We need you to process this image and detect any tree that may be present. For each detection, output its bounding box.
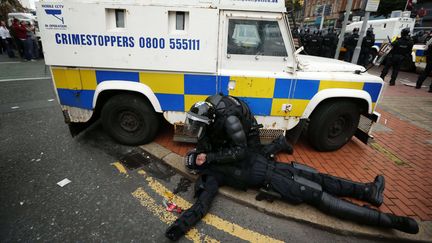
[375,0,407,18]
[0,0,26,23]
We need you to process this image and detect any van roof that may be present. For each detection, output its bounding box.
[44,0,286,12]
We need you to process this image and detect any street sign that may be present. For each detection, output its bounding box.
[365,0,380,12]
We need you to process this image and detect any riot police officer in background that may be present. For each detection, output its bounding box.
[302,28,312,54]
[344,28,360,62]
[358,28,375,67]
[415,32,432,92]
[308,30,322,56]
[380,28,414,86]
[321,28,338,58]
[165,94,419,241]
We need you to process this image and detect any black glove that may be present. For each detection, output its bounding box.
[165,222,186,241]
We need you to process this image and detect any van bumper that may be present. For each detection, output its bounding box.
[354,111,381,144]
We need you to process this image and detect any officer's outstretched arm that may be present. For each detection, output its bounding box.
[205,116,247,164]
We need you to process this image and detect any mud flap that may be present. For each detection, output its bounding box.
[355,112,380,144]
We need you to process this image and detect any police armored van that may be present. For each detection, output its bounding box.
[36,0,384,151]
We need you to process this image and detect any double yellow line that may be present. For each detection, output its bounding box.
[112,162,283,242]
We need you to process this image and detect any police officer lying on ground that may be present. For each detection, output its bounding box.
[165,94,419,241]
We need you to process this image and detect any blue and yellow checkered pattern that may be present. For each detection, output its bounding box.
[52,68,382,117]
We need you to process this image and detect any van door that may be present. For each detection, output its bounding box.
[218,10,296,118]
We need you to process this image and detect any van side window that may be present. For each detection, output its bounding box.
[115,9,125,28]
[106,8,126,29]
[227,19,287,57]
[176,12,185,30]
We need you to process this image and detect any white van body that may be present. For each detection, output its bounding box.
[346,17,415,52]
[36,0,384,151]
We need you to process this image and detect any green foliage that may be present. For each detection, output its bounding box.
[376,0,407,17]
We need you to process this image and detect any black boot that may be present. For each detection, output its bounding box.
[380,213,420,234]
[318,192,419,234]
[389,79,396,86]
[262,135,294,156]
[415,79,422,89]
[364,175,385,207]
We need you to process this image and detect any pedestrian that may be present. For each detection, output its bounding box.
[23,21,37,61]
[164,95,419,241]
[25,22,39,60]
[11,19,27,59]
[0,21,15,57]
[380,28,414,86]
[321,28,338,58]
[358,28,375,67]
[415,33,432,92]
[344,28,359,62]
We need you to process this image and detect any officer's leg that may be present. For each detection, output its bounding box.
[380,58,392,79]
[416,60,432,89]
[389,58,402,85]
[165,174,220,241]
[271,175,419,234]
[262,135,294,158]
[289,162,385,207]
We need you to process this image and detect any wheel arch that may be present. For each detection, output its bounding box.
[303,89,372,119]
[93,81,162,116]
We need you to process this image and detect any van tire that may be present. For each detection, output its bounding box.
[101,94,159,145]
[308,101,360,151]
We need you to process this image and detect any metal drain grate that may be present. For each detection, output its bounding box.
[174,123,284,144]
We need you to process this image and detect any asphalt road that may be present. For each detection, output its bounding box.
[0,58,390,242]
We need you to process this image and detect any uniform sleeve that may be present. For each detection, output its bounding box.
[205,116,247,164]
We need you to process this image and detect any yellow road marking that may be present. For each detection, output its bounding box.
[137,170,284,243]
[370,142,406,165]
[132,187,218,243]
[111,162,129,177]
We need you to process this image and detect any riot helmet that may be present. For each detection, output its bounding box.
[184,101,216,139]
[401,28,410,37]
[366,28,374,36]
[353,28,359,34]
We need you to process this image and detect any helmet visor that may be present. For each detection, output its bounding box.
[184,113,208,138]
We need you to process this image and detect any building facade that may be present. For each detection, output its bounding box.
[303,0,366,29]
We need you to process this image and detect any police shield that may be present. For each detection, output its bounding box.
[373,42,393,66]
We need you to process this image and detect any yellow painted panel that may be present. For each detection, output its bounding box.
[52,68,81,90]
[184,95,209,111]
[372,102,376,111]
[416,56,426,63]
[271,98,290,116]
[289,99,310,117]
[319,81,364,91]
[52,68,67,89]
[229,77,275,98]
[140,72,184,94]
[80,69,97,90]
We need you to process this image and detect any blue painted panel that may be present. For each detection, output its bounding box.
[238,97,272,116]
[96,70,139,83]
[293,79,320,100]
[416,50,425,56]
[155,94,184,111]
[363,83,382,103]
[184,74,217,95]
[218,76,230,95]
[57,89,94,109]
[273,78,293,99]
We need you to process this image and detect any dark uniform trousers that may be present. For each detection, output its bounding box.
[416,56,432,91]
[381,54,405,85]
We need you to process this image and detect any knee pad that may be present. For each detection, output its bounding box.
[292,162,318,174]
[293,175,322,203]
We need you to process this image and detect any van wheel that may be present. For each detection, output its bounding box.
[101,94,159,145]
[308,101,360,151]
